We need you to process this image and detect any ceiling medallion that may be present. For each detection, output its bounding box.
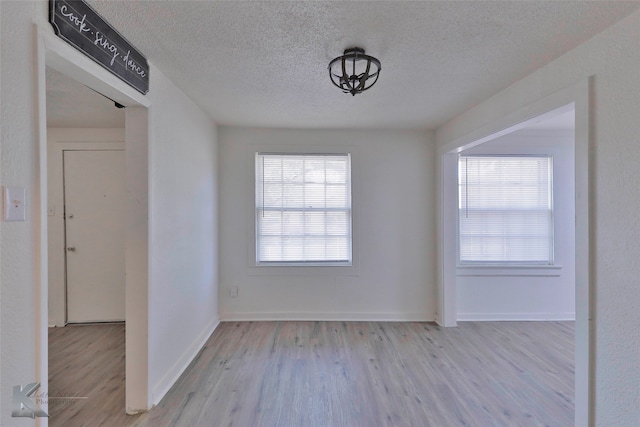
[328,47,381,96]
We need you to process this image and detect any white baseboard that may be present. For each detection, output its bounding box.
[220,312,435,322]
[457,312,576,321]
[151,318,220,405]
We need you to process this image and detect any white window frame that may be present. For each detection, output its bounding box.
[458,154,554,266]
[255,152,353,267]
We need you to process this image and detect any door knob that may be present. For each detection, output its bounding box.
[67,247,76,252]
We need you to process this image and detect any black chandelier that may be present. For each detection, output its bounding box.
[328,47,381,96]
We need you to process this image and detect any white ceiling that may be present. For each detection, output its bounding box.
[525,109,575,131]
[47,67,125,128]
[47,0,640,130]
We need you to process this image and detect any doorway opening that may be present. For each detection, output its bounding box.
[455,108,575,321]
[46,67,127,326]
[46,69,127,421]
[38,28,151,418]
[437,81,591,426]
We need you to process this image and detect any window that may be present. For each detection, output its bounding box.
[458,155,553,265]
[256,153,352,265]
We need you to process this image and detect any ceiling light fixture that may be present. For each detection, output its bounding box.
[328,47,381,96]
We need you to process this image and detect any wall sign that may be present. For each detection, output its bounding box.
[49,0,149,94]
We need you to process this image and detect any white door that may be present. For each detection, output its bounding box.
[64,150,125,323]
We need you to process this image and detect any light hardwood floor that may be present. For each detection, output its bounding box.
[49,321,574,427]
[48,323,144,426]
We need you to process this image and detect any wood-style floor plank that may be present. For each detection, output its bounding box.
[48,323,144,426]
[49,321,574,427]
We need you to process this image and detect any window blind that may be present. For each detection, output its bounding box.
[458,155,553,264]
[256,153,352,264]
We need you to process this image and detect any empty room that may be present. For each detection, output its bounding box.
[2,1,640,427]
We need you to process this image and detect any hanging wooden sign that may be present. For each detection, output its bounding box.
[49,0,149,94]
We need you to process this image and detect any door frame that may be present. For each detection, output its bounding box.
[436,79,591,426]
[48,133,125,326]
[37,25,152,415]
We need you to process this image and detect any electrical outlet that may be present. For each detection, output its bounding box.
[229,287,238,298]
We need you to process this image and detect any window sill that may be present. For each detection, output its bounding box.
[248,263,358,277]
[456,264,562,277]
[256,261,352,267]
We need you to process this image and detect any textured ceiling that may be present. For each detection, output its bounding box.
[49,1,640,130]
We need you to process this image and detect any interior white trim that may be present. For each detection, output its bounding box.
[456,265,562,277]
[151,320,220,405]
[457,312,576,322]
[221,312,435,322]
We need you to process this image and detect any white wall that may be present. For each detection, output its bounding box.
[1,2,47,425]
[146,68,219,404]
[0,2,220,423]
[219,127,436,321]
[456,130,575,321]
[47,128,125,327]
[436,10,640,426]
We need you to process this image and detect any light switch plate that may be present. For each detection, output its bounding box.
[4,186,26,221]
